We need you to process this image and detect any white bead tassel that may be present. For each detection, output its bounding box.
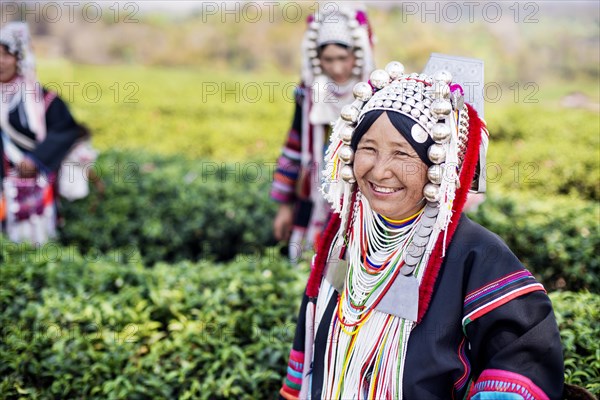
[321,119,352,215]
[436,111,460,256]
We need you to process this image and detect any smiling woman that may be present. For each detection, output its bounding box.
[278,62,564,399]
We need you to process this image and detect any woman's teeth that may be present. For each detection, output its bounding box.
[372,184,399,193]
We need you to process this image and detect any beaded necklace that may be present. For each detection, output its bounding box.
[321,193,430,398]
[339,194,423,330]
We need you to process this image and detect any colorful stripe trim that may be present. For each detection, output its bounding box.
[468,369,549,400]
[471,392,525,399]
[465,271,537,307]
[462,270,545,330]
[453,336,471,395]
[462,284,545,329]
[280,349,304,398]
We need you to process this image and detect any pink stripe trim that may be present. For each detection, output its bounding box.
[465,284,545,324]
[465,271,530,303]
[469,369,549,400]
[289,349,304,363]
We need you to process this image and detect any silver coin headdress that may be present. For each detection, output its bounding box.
[322,61,489,249]
[301,5,374,86]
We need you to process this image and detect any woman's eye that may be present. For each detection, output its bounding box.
[358,146,376,153]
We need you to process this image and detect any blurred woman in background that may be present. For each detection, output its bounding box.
[0,22,80,243]
[271,5,375,262]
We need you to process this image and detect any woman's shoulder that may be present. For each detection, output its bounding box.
[452,213,514,254]
[448,214,528,277]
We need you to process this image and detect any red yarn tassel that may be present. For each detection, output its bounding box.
[306,213,341,298]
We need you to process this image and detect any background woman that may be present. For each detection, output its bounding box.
[0,22,80,243]
[271,5,375,261]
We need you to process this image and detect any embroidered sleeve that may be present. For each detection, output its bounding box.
[271,89,304,204]
[468,369,549,400]
[280,349,304,400]
[463,291,564,399]
[279,293,309,399]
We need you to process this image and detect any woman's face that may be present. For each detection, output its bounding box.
[319,44,355,84]
[0,45,18,83]
[353,113,428,220]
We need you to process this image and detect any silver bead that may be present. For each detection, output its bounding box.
[307,50,318,59]
[428,144,446,164]
[431,123,451,143]
[433,70,453,84]
[352,99,364,109]
[307,41,317,50]
[354,49,364,58]
[431,81,450,99]
[313,66,322,75]
[410,108,421,118]
[385,61,405,80]
[419,115,429,124]
[355,59,364,67]
[431,99,452,119]
[341,104,359,123]
[339,145,355,163]
[309,21,320,30]
[370,69,390,89]
[340,165,356,183]
[423,183,441,202]
[393,101,402,110]
[383,99,393,108]
[311,58,321,66]
[352,28,363,39]
[352,67,362,76]
[374,99,383,107]
[306,30,318,40]
[427,165,443,185]
[341,127,354,143]
[348,19,359,29]
[401,104,411,113]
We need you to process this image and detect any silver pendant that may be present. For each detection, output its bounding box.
[375,274,419,322]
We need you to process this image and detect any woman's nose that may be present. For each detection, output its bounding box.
[370,156,394,180]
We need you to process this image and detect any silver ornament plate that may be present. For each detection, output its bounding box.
[324,251,347,293]
[422,53,485,118]
[375,274,419,321]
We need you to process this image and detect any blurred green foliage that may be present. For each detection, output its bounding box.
[59,151,277,265]
[550,291,600,393]
[0,241,305,399]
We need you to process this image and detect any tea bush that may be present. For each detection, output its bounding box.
[0,242,306,399]
[550,291,600,393]
[59,150,278,265]
[469,193,600,292]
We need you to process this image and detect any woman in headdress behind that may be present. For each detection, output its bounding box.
[0,22,81,243]
[271,4,375,262]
